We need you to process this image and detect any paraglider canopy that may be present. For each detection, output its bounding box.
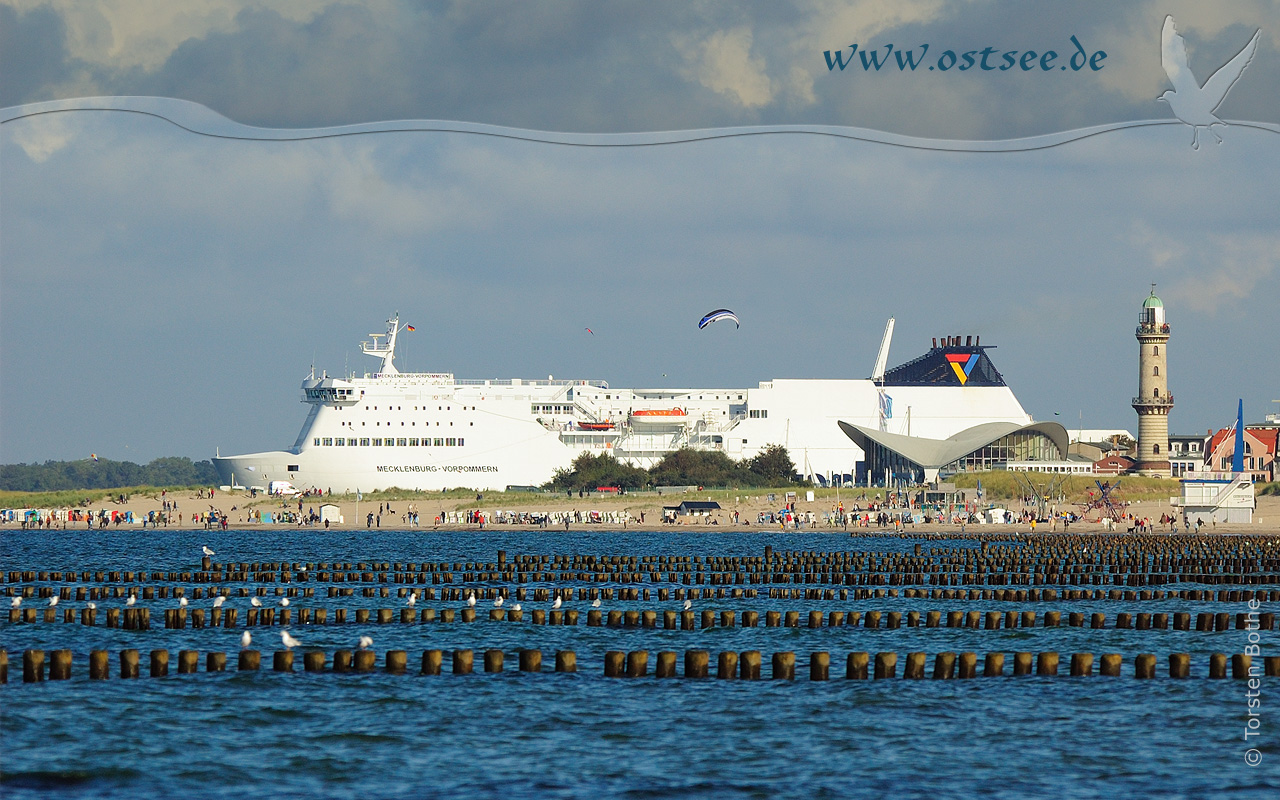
[698,309,740,329]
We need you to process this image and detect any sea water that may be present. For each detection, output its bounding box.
[1,528,1277,798]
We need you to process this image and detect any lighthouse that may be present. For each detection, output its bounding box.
[1132,287,1172,477]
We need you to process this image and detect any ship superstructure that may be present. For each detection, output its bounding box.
[212,316,1033,492]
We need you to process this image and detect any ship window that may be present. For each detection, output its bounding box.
[334,438,344,447]
[397,438,407,446]
[360,438,370,446]
[409,438,419,446]
[313,438,320,446]
[322,438,333,446]
[288,465,299,471]
[348,438,358,446]
[458,438,464,446]
[372,439,381,446]
[470,422,473,426]
[434,438,443,446]
[447,438,457,446]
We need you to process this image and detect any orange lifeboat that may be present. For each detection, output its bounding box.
[578,421,615,431]
[630,408,689,426]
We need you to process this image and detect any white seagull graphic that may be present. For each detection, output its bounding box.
[1159,15,1260,149]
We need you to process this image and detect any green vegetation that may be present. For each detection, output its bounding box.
[0,485,210,510]
[547,445,807,492]
[1258,482,1280,496]
[0,457,219,492]
[951,472,1181,502]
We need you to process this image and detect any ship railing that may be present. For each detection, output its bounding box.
[453,378,609,388]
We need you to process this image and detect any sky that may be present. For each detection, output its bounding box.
[1,1,1278,464]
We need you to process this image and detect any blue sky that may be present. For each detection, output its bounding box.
[2,2,1278,463]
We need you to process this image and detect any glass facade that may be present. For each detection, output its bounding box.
[862,430,1064,484]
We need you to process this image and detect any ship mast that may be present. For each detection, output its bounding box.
[361,313,402,375]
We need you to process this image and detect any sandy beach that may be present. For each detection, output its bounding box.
[8,488,1279,536]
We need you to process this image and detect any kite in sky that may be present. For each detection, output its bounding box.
[585,328,594,336]
[698,309,739,329]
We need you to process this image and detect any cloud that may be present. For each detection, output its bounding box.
[4,0,334,70]
[1162,232,1280,314]
[676,26,774,109]
[9,109,76,160]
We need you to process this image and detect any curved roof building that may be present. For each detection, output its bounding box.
[838,420,1071,484]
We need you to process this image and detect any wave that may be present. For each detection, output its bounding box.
[3,96,1277,153]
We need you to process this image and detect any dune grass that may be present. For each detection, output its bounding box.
[0,485,210,510]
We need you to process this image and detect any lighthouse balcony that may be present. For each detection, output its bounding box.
[1132,394,1174,408]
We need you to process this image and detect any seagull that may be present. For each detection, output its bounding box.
[202,546,216,556]
[1159,15,1260,149]
[591,598,601,608]
[683,599,692,611]
[512,603,521,612]
[551,596,562,610]
[407,592,417,607]
[467,592,477,608]
[9,597,19,608]
[280,597,290,607]
[213,596,226,608]
[358,635,373,650]
[49,596,59,607]
[250,597,262,607]
[240,631,252,648]
[281,631,301,649]
[87,602,97,610]
[179,597,188,607]
[125,595,136,607]
[494,596,504,608]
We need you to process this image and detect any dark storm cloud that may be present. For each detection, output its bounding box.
[2,1,1277,137]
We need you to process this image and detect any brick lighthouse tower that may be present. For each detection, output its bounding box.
[1132,286,1172,476]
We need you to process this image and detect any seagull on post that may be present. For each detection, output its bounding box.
[1159,15,1260,149]
[407,592,417,607]
[280,597,290,607]
[49,596,59,607]
[125,595,136,607]
[683,599,692,611]
[9,597,19,609]
[213,596,226,608]
[552,596,562,610]
[250,597,262,607]
[179,597,188,607]
[494,595,504,608]
[281,631,301,649]
[467,592,477,608]
[202,546,216,556]
[358,635,373,650]
[240,630,252,648]
[591,598,601,608]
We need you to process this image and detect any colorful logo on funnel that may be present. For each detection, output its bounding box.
[946,353,980,385]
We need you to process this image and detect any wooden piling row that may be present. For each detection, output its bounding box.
[17,646,1248,681]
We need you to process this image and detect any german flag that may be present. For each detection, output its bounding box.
[406,325,415,331]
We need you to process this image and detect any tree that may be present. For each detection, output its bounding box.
[747,444,797,485]
[649,449,744,488]
[547,453,648,491]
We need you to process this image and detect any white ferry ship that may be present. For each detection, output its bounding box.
[212,315,1033,492]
